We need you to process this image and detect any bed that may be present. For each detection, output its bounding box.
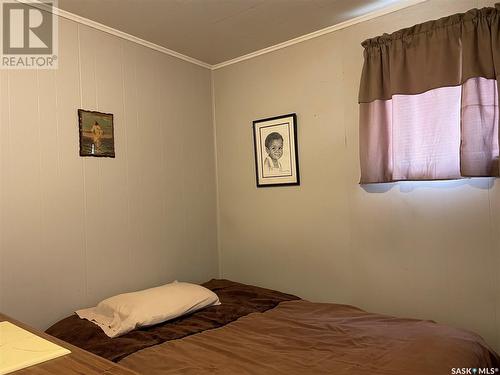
[47,279,500,374]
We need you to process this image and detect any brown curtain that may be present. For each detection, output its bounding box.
[359,4,500,183]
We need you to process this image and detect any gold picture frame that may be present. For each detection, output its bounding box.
[78,109,115,158]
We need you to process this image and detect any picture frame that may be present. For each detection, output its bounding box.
[252,113,300,187]
[78,109,115,158]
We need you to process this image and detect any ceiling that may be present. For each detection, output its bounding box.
[58,0,404,65]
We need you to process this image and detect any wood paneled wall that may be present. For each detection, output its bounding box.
[213,0,500,353]
[0,18,218,329]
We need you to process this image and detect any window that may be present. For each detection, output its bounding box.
[358,5,500,183]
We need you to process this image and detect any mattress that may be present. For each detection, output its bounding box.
[46,279,500,374]
[46,279,299,362]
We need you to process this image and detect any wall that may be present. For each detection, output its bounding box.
[213,0,500,353]
[0,17,218,329]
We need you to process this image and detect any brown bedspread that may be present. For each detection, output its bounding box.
[119,300,500,375]
[45,279,299,362]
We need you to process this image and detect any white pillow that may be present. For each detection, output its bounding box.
[76,281,220,338]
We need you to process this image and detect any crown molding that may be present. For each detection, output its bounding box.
[15,0,427,71]
[212,0,427,70]
[14,0,212,69]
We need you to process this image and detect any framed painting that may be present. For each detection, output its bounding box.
[252,113,300,187]
[78,109,115,158]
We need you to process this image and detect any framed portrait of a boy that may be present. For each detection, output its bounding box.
[252,113,300,187]
[78,109,115,158]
